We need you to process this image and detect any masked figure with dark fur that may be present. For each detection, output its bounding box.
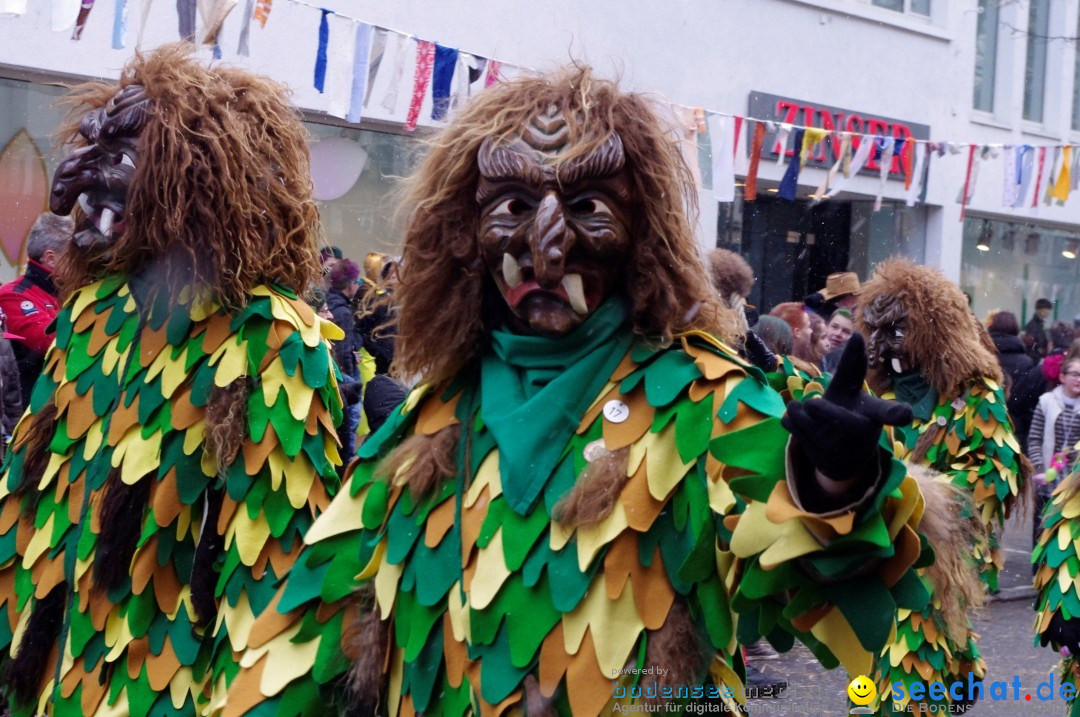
[856,258,1025,714]
[224,69,933,716]
[0,47,344,715]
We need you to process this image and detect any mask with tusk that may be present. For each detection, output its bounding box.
[476,106,634,337]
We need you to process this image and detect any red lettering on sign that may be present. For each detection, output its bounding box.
[774,101,800,156]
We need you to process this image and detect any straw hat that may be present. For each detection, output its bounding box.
[817,272,861,301]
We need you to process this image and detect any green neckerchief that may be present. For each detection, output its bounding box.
[892,369,938,422]
[480,297,633,515]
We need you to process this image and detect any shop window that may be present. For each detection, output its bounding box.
[973,0,999,113]
[1024,0,1050,123]
[961,216,1080,329]
[871,0,931,16]
[303,122,424,265]
[0,77,67,282]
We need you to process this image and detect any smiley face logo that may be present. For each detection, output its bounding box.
[847,675,877,706]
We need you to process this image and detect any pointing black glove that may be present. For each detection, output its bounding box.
[781,333,913,500]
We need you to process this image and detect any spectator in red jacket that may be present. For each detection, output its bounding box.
[0,212,71,403]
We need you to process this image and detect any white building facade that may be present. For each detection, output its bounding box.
[0,0,1077,322]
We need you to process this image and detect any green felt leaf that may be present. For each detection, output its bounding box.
[718,378,785,422]
[827,577,895,652]
[643,351,702,408]
[674,395,714,465]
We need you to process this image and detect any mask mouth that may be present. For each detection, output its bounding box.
[74,192,126,248]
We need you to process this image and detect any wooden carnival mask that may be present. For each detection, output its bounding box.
[50,84,149,249]
[475,106,633,336]
[862,293,912,374]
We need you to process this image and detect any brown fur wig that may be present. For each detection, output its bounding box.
[856,258,1002,397]
[705,248,754,300]
[392,66,739,387]
[52,44,321,307]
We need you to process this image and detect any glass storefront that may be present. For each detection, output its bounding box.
[722,190,926,312]
[961,215,1080,326]
[0,76,422,279]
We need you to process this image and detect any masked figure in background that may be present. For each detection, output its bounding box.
[705,248,775,375]
[0,46,343,715]
[858,258,1025,714]
[216,68,943,717]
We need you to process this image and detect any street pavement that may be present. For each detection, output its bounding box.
[743,503,1065,716]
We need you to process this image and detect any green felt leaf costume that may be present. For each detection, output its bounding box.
[223,325,930,717]
[0,278,342,716]
[1033,471,1080,714]
[871,378,1022,715]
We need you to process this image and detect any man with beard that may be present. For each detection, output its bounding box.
[218,69,957,717]
[857,258,1025,714]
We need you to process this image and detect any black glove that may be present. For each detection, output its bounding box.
[742,329,777,373]
[781,333,913,486]
[1046,611,1080,656]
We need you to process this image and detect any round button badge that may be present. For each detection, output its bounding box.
[603,400,630,424]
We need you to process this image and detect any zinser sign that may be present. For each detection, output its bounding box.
[748,91,931,180]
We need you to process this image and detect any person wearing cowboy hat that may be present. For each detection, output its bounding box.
[805,271,862,316]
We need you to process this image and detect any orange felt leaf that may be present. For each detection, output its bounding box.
[631,547,675,631]
[603,532,635,600]
[108,394,142,445]
[789,603,831,633]
[877,525,921,588]
[578,383,619,434]
[67,472,85,526]
[32,557,65,600]
[64,387,97,440]
[126,637,149,680]
[0,495,21,533]
[86,317,114,357]
[201,315,234,355]
[153,561,182,616]
[601,390,653,452]
[443,613,467,689]
[416,391,461,436]
[131,538,158,595]
[145,636,182,691]
[221,652,268,717]
[538,622,569,698]
[425,496,456,549]
[242,423,279,475]
[248,592,298,649]
[620,462,664,532]
[151,469,182,528]
[138,323,170,368]
[566,628,612,717]
[460,484,490,561]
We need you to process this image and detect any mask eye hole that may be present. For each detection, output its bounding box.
[489,198,531,217]
[569,197,613,216]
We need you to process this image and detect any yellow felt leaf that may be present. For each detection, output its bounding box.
[105,609,135,661]
[1062,496,1080,520]
[809,607,874,677]
[70,281,105,321]
[230,510,271,566]
[356,540,385,581]
[280,370,315,421]
[211,338,248,387]
[159,348,189,398]
[576,502,628,572]
[375,552,403,616]
[115,430,162,486]
[708,473,737,516]
[563,575,643,674]
[305,481,368,544]
[402,385,431,413]
[388,643,404,717]
[101,340,124,376]
[758,521,823,568]
[37,451,66,491]
[183,422,206,456]
[281,452,316,510]
[259,623,321,697]
[23,514,54,569]
[83,422,105,460]
[170,667,194,710]
[220,591,257,653]
[470,528,511,610]
[727,501,774,558]
[464,452,501,508]
[94,686,130,717]
[626,422,693,502]
[318,316,344,342]
[448,581,469,642]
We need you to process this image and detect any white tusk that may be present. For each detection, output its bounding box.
[891,357,903,374]
[501,253,523,289]
[78,193,93,215]
[562,273,588,315]
[97,207,115,238]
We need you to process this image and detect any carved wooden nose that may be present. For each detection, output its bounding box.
[531,193,573,285]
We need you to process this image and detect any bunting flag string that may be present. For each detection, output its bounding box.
[345,22,374,122]
[312,8,330,93]
[431,44,458,121]
[744,121,765,201]
[404,39,435,131]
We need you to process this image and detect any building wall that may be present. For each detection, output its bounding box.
[1,0,1079,317]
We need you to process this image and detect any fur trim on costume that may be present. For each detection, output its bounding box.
[206,379,250,475]
[376,425,459,502]
[909,465,986,645]
[553,447,630,527]
[706,249,754,300]
[93,467,151,593]
[857,258,1002,398]
[11,401,57,503]
[5,584,66,704]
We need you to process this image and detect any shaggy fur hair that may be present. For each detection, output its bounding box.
[552,447,630,527]
[705,249,754,300]
[642,599,708,698]
[205,379,250,474]
[52,44,321,307]
[11,400,57,502]
[375,426,459,502]
[392,66,739,388]
[856,259,1002,397]
[342,586,387,714]
[4,584,66,705]
[909,465,986,645]
[93,467,151,593]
